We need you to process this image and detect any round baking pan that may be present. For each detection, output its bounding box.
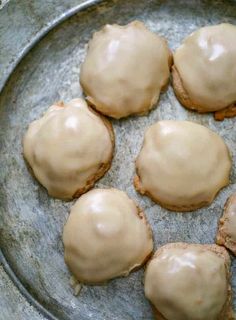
[0,0,235,319]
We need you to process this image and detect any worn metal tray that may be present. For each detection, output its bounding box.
[0,0,235,319]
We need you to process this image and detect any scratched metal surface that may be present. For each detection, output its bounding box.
[0,1,236,319]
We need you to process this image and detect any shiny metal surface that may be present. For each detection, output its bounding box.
[0,0,236,319]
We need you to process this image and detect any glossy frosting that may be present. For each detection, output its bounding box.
[136,121,231,210]
[145,245,228,320]
[23,99,113,199]
[63,188,153,283]
[174,23,236,111]
[80,21,171,118]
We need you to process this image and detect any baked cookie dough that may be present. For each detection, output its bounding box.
[217,193,236,256]
[23,99,114,200]
[134,120,231,211]
[173,23,236,120]
[144,243,233,320]
[63,188,153,284]
[80,21,172,119]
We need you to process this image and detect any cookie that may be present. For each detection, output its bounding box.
[80,21,172,119]
[23,99,114,200]
[63,188,153,284]
[134,120,231,211]
[217,193,236,256]
[173,24,236,120]
[144,243,233,320]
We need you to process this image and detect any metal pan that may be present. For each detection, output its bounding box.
[0,0,235,319]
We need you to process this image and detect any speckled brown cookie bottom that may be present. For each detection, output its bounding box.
[216,194,236,256]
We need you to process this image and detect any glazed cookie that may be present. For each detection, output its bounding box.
[23,99,114,200]
[217,193,236,255]
[134,120,231,211]
[63,188,153,284]
[80,21,172,119]
[173,23,236,120]
[144,243,233,320]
